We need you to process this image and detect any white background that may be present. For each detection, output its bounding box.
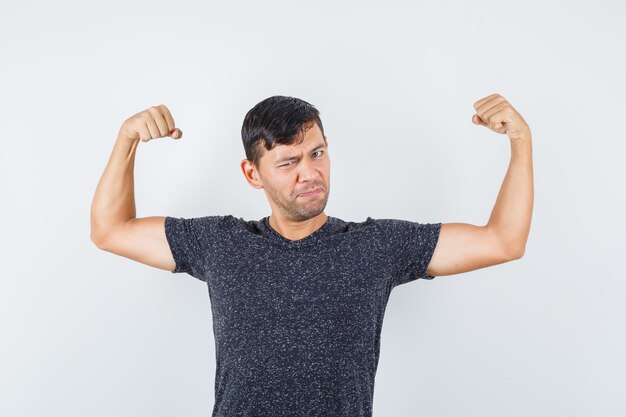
[1,0,625,416]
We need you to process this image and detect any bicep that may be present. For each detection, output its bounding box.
[426,223,517,277]
[95,216,176,271]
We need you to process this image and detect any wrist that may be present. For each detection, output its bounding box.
[117,126,139,143]
[509,132,532,160]
[114,130,140,159]
[509,130,532,143]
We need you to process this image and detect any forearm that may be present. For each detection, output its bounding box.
[90,129,139,244]
[486,133,534,258]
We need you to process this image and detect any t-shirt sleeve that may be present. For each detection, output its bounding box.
[376,218,442,287]
[164,215,228,281]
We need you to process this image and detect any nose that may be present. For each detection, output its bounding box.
[297,158,320,183]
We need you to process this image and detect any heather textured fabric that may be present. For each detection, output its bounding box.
[164,214,441,417]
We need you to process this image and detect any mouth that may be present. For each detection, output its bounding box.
[298,187,322,197]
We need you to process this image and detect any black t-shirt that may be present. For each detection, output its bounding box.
[164,214,441,417]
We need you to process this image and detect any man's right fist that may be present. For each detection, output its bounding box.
[120,104,183,142]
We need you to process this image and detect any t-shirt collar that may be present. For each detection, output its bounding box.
[259,215,336,248]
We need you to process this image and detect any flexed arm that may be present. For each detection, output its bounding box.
[90,105,184,271]
[426,94,534,277]
[474,93,534,258]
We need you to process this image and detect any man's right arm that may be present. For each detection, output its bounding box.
[90,105,183,271]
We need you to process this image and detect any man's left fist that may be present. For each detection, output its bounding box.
[472,93,531,141]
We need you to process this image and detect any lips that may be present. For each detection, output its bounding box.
[298,187,322,197]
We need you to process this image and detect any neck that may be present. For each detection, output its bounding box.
[268,212,329,241]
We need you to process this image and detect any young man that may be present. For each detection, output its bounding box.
[90,94,533,416]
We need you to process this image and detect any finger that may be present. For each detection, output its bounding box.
[154,113,170,137]
[160,105,176,132]
[170,128,183,139]
[138,122,152,142]
[473,93,501,110]
[481,101,508,124]
[146,118,161,139]
[485,110,507,131]
[476,99,505,126]
[472,114,487,125]
[476,96,504,116]
[157,106,181,138]
[489,114,504,130]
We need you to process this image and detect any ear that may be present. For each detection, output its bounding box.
[240,159,264,189]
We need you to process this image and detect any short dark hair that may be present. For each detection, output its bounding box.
[241,95,326,167]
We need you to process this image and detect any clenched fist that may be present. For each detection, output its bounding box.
[472,94,530,141]
[120,104,183,142]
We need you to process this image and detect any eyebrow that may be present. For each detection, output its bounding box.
[274,143,326,164]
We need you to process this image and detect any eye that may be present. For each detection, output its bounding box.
[279,161,294,168]
[313,150,324,158]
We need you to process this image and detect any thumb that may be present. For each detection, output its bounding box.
[472,114,486,125]
[169,128,183,139]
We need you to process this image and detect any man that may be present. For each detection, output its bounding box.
[90,94,533,416]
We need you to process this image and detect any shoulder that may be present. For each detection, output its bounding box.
[353,217,442,245]
[366,217,441,231]
[336,216,432,232]
[327,216,433,234]
[165,214,250,241]
[325,216,376,236]
[224,215,263,234]
[328,216,420,240]
[165,214,232,231]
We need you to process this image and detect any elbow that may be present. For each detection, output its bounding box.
[90,216,102,248]
[90,231,105,249]
[507,244,526,260]
[90,226,109,250]
[90,216,111,249]
[491,227,527,261]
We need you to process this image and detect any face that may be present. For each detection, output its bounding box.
[242,122,331,222]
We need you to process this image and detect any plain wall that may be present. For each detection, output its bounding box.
[1,0,624,416]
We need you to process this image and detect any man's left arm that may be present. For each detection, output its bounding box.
[427,93,534,277]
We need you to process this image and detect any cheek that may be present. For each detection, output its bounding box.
[272,175,295,193]
[321,163,330,177]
